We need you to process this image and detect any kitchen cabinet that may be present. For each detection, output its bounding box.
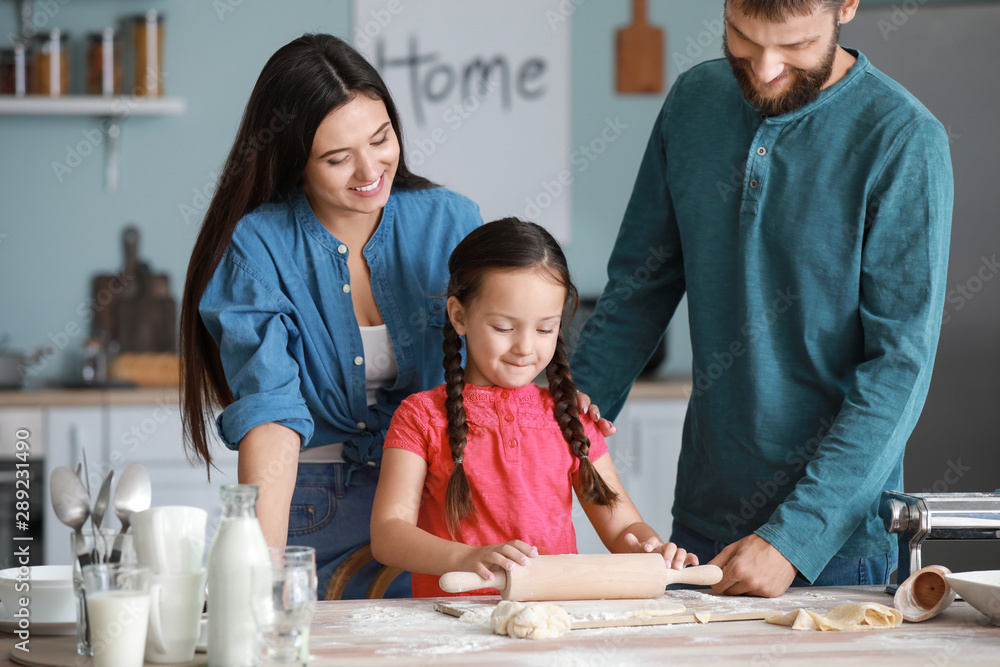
[0,406,44,458]
[0,407,45,569]
[572,395,687,554]
[0,391,237,566]
[105,403,238,538]
[43,405,103,566]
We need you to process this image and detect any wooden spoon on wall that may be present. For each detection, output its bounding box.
[616,0,664,93]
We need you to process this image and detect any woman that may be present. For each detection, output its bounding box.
[180,33,482,598]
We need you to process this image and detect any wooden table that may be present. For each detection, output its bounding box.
[2,586,998,666]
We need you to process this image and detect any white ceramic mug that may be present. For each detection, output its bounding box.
[145,569,207,664]
[132,506,207,575]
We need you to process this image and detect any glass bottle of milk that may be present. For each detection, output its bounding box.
[206,484,270,667]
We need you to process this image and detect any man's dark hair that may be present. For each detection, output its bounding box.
[726,0,846,21]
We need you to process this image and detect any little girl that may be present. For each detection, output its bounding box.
[370,218,697,596]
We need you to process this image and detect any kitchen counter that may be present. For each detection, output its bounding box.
[0,376,694,407]
[2,586,997,666]
[0,386,179,407]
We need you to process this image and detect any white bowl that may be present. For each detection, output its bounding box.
[944,570,1000,626]
[0,565,75,624]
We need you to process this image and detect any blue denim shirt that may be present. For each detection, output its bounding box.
[572,51,953,581]
[200,186,481,473]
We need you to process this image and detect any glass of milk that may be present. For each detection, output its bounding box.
[250,553,317,665]
[82,564,151,667]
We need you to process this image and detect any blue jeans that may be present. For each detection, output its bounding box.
[669,521,895,587]
[287,463,412,599]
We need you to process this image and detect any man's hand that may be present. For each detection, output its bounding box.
[577,391,618,437]
[709,534,797,597]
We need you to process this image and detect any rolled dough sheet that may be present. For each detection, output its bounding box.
[560,598,686,620]
[766,602,903,631]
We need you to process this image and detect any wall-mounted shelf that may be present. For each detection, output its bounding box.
[0,96,186,115]
[0,96,187,192]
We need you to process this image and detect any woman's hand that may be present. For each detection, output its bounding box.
[577,391,618,436]
[624,533,699,570]
[462,540,538,580]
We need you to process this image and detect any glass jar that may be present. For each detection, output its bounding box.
[1,49,14,95]
[130,10,164,96]
[1,43,31,96]
[206,484,270,667]
[86,29,122,96]
[33,29,69,96]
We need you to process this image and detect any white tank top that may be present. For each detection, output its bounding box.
[298,324,398,464]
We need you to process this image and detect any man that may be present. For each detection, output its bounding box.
[572,0,953,597]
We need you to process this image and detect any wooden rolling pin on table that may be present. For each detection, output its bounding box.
[439,554,722,600]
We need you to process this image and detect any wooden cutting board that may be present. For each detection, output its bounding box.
[435,598,772,630]
[114,227,177,353]
[91,226,140,345]
[616,0,664,93]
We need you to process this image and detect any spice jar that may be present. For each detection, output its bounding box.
[1,43,31,96]
[33,29,70,96]
[131,10,164,96]
[87,29,121,96]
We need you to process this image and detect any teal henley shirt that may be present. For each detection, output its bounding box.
[572,51,953,581]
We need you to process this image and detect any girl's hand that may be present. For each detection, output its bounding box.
[463,540,538,580]
[577,391,618,436]
[624,533,699,570]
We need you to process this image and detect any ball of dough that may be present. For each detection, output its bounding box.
[508,603,572,640]
[490,600,527,635]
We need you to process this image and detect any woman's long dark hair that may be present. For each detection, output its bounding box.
[181,34,434,474]
[442,218,619,535]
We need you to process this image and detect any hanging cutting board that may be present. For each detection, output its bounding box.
[435,598,771,630]
[91,226,140,345]
[616,0,664,93]
[114,227,177,353]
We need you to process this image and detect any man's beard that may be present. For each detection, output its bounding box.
[723,22,840,117]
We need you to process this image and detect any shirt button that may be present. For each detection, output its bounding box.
[342,284,351,293]
[357,422,366,430]
[354,356,364,366]
[508,439,517,448]
[337,244,348,254]
[757,147,767,156]
[500,391,510,399]
[760,113,767,121]
[504,414,514,422]
[749,179,759,189]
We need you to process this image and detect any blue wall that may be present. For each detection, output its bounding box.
[0,1,730,381]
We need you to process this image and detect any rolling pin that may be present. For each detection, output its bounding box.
[438,554,722,601]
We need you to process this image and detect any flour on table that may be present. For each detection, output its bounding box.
[458,606,493,628]
[666,590,768,612]
[571,598,685,620]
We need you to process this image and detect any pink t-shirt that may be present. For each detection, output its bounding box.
[383,382,610,597]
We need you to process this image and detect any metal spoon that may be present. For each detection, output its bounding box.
[110,463,151,563]
[49,466,93,567]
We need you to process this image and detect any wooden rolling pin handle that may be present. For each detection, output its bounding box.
[439,569,507,594]
[666,564,723,587]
